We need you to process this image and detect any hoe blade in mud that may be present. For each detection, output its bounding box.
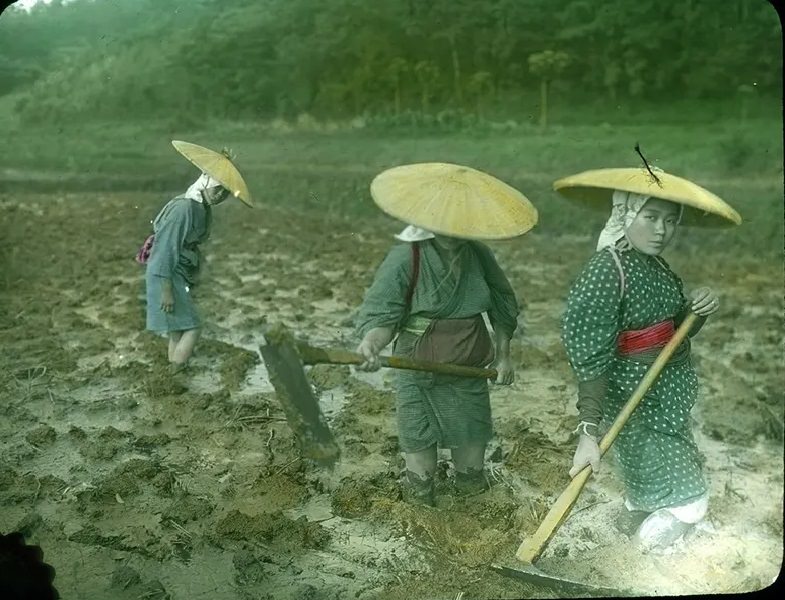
[490,563,629,597]
[259,324,340,467]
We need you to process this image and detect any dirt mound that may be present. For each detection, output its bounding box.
[215,510,330,550]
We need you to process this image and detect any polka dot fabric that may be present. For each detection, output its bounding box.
[562,248,707,511]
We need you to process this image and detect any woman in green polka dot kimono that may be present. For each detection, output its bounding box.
[561,190,721,551]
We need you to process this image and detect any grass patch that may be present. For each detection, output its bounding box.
[1,104,781,257]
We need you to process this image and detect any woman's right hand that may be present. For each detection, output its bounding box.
[689,287,719,317]
[569,434,601,478]
[356,338,382,371]
[355,327,394,372]
[160,280,175,313]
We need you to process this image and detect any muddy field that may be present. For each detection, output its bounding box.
[0,185,782,599]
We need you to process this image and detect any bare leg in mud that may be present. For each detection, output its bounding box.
[168,331,182,362]
[405,446,437,478]
[402,446,437,505]
[452,444,485,472]
[452,444,489,495]
[168,328,200,371]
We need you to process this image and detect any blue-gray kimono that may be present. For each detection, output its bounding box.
[145,196,211,333]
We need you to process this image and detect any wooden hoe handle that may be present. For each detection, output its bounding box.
[298,344,498,379]
[515,313,698,564]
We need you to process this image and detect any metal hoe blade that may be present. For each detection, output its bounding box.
[490,563,629,597]
[259,325,340,467]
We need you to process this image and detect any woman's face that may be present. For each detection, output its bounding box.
[433,234,466,252]
[625,197,680,255]
[203,186,230,205]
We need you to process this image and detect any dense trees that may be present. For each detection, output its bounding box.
[0,0,780,122]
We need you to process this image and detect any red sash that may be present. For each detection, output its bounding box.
[617,319,675,355]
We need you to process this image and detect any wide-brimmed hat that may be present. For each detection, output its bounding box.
[370,162,538,240]
[553,167,741,227]
[172,140,252,207]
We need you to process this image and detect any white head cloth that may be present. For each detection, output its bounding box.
[184,172,224,203]
[596,190,652,251]
[596,189,685,251]
[395,225,435,242]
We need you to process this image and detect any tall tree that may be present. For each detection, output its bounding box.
[528,50,570,129]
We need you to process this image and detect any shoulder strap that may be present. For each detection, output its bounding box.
[395,242,421,333]
[605,246,626,301]
[405,242,421,308]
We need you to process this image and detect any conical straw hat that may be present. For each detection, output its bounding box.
[553,167,741,227]
[370,163,538,240]
[172,140,252,207]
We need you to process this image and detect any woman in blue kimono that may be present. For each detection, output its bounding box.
[144,173,230,375]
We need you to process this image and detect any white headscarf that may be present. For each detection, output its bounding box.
[596,190,685,251]
[596,190,650,251]
[395,225,435,242]
[184,172,224,203]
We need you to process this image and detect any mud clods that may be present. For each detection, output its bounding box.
[25,424,57,446]
[215,510,330,550]
[69,425,134,460]
[0,190,781,598]
[110,564,141,590]
[332,473,401,518]
[162,495,215,525]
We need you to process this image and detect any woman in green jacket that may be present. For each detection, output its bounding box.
[354,163,538,506]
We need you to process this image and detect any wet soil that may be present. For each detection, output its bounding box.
[0,188,781,599]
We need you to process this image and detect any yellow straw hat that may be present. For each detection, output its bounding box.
[172,140,252,207]
[370,162,538,240]
[553,167,741,227]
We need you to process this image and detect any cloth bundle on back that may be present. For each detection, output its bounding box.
[141,140,252,381]
[354,162,538,506]
[554,164,741,551]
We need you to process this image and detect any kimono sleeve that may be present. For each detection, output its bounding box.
[472,242,519,338]
[354,244,414,338]
[561,250,622,382]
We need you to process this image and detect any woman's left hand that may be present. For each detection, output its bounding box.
[689,287,719,317]
[493,356,514,385]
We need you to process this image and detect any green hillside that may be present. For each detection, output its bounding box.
[1,0,780,123]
